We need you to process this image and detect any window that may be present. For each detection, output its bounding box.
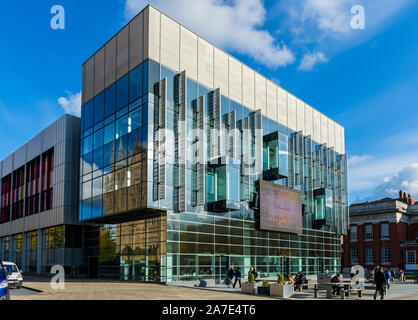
[415,230,418,241]
[105,83,116,118]
[82,152,93,175]
[104,123,115,145]
[129,107,142,133]
[92,177,103,198]
[94,92,105,125]
[128,128,141,158]
[406,251,416,264]
[381,223,390,240]
[365,248,374,265]
[83,100,94,130]
[351,248,358,265]
[129,64,142,103]
[350,225,357,241]
[116,74,129,111]
[83,135,93,155]
[91,196,103,219]
[365,224,373,240]
[116,115,129,139]
[92,147,103,171]
[103,141,115,167]
[93,128,104,150]
[82,180,92,200]
[115,135,128,162]
[381,247,390,265]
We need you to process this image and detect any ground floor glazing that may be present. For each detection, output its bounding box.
[84,212,342,282]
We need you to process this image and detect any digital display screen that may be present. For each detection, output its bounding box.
[259,180,302,234]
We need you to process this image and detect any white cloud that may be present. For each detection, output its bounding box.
[371,163,418,200]
[348,154,373,166]
[282,0,413,69]
[298,51,328,71]
[125,0,295,68]
[348,149,418,201]
[301,0,353,36]
[58,91,81,117]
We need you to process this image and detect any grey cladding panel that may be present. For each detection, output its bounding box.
[82,64,86,105]
[105,37,117,89]
[84,57,95,103]
[13,145,27,169]
[27,133,42,161]
[129,12,144,71]
[94,47,105,95]
[2,154,13,176]
[117,26,130,80]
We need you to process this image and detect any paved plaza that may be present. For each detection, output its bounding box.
[10,276,418,300]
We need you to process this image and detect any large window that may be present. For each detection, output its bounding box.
[350,248,358,265]
[40,148,54,212]
[365,224,373,241]
[406,251,416,264]
[129,64,142,103]
[83,100,94,130]
[11,166,25,220]
[381,223,390,240]
[381,247,390,265]
[365,248,374,265]
[116,74,129,111]
[105,83,116,118]
[350,225,357,241]
[25,157,40,216]
[94,92,105,125]
[0,174,11,224]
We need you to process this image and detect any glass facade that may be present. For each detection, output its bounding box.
[0,226,83,274]
[80,59,348,282]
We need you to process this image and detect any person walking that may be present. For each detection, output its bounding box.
[399,269,405,282]
[233,267,242,288]
[227,266,235,288]
[384,268,392,290]
[374,267,387,300]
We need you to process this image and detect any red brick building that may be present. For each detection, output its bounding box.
[343,191,418,273]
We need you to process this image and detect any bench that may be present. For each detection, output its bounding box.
[314,283,363,299]
[313,286,333,299]
[295,275,317,291]
[341,287,362,299]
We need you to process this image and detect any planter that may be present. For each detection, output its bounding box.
[270,283,294,298]
[258,286,270,296]
[242,282,258,295]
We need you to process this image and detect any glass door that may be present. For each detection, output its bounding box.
[214,255,229,285]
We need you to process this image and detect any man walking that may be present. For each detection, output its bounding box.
[374,267,387,300]
[227,266,235,288]
[233,267,242,289]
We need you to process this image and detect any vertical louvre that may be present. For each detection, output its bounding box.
[153,78,167,201]
[174,71,187,212]
[192,96,206,206]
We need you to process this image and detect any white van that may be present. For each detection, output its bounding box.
[3,262,23,289]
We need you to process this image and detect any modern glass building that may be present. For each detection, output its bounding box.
[0,115,83,275]
[79,5,348,283]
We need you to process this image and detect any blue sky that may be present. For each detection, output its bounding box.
[1,0,418,203]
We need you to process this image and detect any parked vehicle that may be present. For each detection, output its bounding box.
[3,262,23,289]
[0,261,10,300]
